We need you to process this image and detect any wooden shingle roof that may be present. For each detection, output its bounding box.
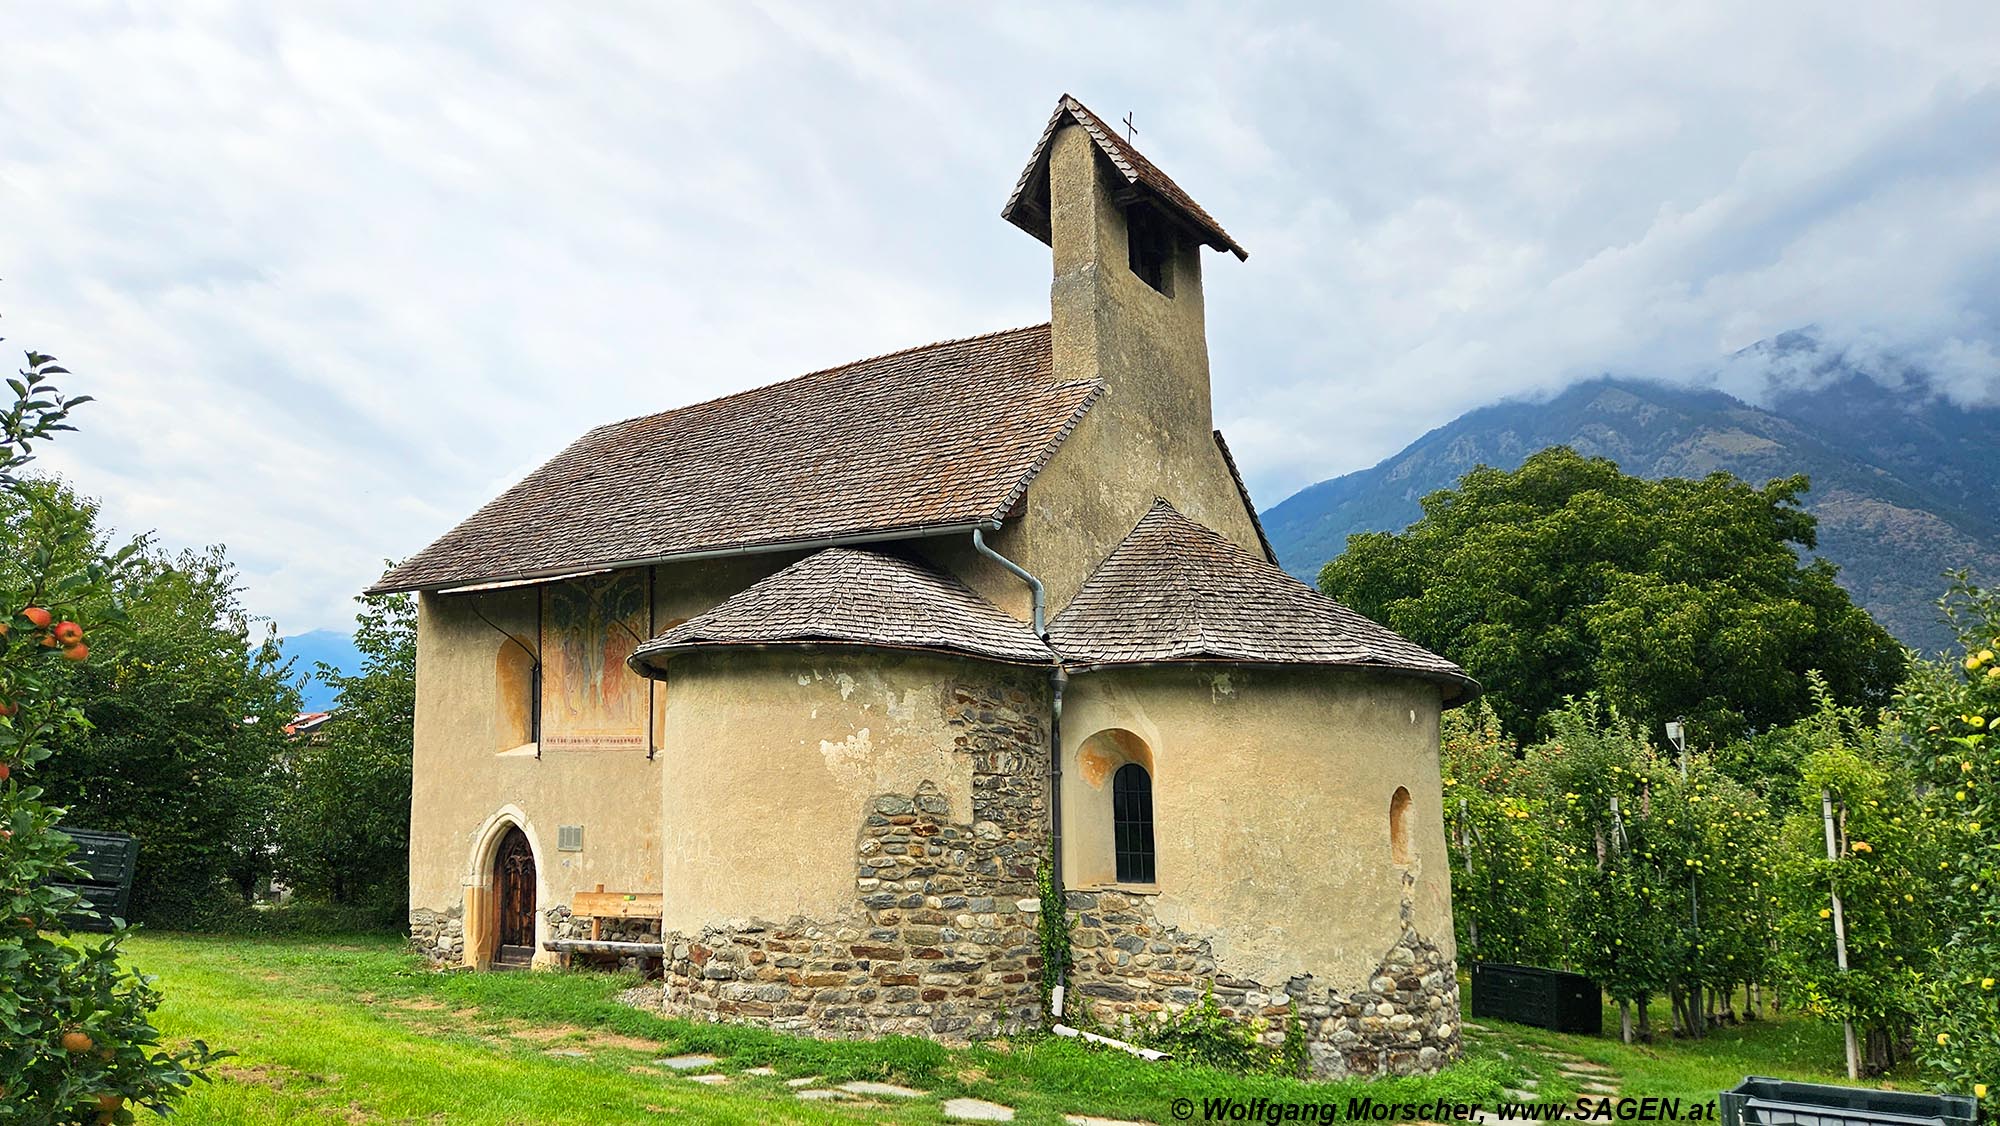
[627,548,1055,673]
[370,325,1097,594]
[1003,94,1248,261]
[1047,500,1477,699]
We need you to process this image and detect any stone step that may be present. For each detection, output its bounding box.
[838,1081,927,1099]
[656,1054,718,1070]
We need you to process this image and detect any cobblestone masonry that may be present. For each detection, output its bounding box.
[659,676,1050,1040]
[1066,871,1460,1078]
[410,905,463,964]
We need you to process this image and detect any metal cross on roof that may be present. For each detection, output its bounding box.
[1122,111,1137,142]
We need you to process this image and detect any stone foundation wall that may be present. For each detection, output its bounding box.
[660,678,1049,1040]
[1065,875,1460,1078]
[410,905,464,964]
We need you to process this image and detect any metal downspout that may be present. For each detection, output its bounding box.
[970,526,1068,998]
[971,526,1044,636]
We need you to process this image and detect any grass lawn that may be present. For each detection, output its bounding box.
[121,932,1879,1124]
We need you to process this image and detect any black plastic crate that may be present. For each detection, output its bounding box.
[49,828,139,932]
[1468,961,1602,1035]
[1720,1077,1977,1126]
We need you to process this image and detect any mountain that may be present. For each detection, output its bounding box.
[1263,356,1999,656]
[279,629,363,711]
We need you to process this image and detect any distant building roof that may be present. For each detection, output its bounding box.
[1003,94,1248,261]
[285,711,332,736]
[627,548,1056,674]
[1047,500,1477,699]
[370,325,1097,594]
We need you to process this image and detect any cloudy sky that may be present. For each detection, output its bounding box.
[4,3,1998,634]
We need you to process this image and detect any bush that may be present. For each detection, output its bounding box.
[1133,985,1269,1074]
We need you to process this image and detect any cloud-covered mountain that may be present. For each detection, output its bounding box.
[1263,353,1999,656]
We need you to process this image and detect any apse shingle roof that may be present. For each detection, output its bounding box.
[626,548,1054,673]
[1047,500,1477,699]
[1003,94,1248,261]
[370,324,1096,594]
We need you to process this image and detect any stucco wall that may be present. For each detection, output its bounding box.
[1058,664,1456,989]
[655,650,1052,1039]
[656,650,1044,932]
[407,552,795,964]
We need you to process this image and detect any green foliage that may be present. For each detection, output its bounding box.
[1035,850,1069,1020]
[1451,696,1777,1039]
[1442,701,1570,965]
[1766,679,1943,1072]
[274,591,414,910]
[1895,575,2000,1107]
[1131,983,1266,1074]
[1274,1000,1309,1080]
[0,349,222,1120]
[26,529,302,923]
[1319,447,1906,741]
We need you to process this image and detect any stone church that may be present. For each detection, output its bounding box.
[372,95,1475,1078]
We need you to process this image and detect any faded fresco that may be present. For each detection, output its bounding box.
[541,571,650,750]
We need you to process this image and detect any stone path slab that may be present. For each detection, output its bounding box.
[796,1089,850,1101]
[784,1076,822,1087]
[744,1067,777,1077]
[839,1081,927,1099]
[657,1054,718,1070]
[687,1074,729,1085]
[944,1097,1016,1121]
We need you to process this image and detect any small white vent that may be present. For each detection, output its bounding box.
[557,825,584,852]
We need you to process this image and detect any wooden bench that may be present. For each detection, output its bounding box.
[546,884,665,972]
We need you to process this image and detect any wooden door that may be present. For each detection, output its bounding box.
[493,827,536,967]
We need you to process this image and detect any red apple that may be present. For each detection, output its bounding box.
[62,643,88,662]
[52,621,82,646]
[20,607,50,629]
[0,763,10,782]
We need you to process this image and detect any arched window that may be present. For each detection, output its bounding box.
[1389,786,1414,866]
[1112,763,1156,884]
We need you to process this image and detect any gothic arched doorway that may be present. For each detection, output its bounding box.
[493,826,537,967]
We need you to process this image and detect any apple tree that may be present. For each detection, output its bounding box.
[0,345,221,1121]
[1900,576,2000,1107]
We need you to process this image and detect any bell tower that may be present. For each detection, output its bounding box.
[998,95,1267,612]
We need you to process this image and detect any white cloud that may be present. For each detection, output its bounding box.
[2,2,1997,630]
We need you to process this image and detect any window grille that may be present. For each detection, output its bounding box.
[1112,763,1156,884]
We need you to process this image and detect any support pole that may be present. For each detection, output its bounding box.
[1458,798,1477,955]
[1822,787,1859,1080]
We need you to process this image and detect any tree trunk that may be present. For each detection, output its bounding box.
[1619,1000,1633,1044]
[1637,993,1654,1043]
